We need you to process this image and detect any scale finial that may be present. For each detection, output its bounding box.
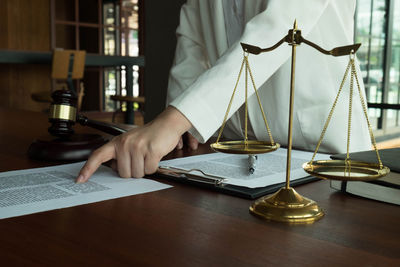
[293,19,298,30]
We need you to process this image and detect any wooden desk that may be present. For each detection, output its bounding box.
[0,108,399,266]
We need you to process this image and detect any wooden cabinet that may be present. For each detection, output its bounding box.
[51,0,143,123]
[0,0,51,112]
[0,0,144,124]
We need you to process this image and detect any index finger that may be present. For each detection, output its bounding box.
[76,142,116,183]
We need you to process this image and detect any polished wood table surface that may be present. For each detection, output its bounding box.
[0,108,399,266]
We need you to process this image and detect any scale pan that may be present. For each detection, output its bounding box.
[302,160,390,181]
[210,140,280,154]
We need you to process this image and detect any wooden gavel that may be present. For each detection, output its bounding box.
[28,89,126,161]
[48,89,125,138]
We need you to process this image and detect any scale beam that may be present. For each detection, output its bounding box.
[241,30,361,57]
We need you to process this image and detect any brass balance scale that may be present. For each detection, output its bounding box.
[210,21,390,223]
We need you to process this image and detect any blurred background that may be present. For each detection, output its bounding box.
[0,0,399,148]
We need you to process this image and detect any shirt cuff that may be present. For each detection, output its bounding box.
[169,95,220,144]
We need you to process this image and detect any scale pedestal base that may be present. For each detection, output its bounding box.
[249,187,324,223]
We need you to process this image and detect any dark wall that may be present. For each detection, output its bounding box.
[144,0,186,123]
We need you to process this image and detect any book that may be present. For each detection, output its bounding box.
[330,148,400,205]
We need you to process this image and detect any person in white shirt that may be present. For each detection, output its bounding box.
[76,0,370,183]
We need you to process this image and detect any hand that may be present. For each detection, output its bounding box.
[176,132,199,150]
[76,106,192,183]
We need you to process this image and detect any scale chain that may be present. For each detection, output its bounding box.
[216,57,246,143]
[309,59,352,163]
[352,60,384,169]
[216,52,276,146]
[245,56,276,146]
[309,55,384,171]
[346,59,354,164]
[244,57,249,145]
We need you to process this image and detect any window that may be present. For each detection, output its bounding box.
[102,0,141,113]
[355,0,400,136]
[51,0,143,123]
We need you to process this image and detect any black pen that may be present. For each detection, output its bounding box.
[248,155,257,174]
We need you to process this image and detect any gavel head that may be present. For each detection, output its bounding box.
[48,89,77,138]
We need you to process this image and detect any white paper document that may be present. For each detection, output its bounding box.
[0,162,171,219]
[160,148,330,188]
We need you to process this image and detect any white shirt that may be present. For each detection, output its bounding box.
[167,0,370,154]
[222,0,245,47]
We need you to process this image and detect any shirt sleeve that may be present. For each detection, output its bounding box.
[170,0,332,143]
[166,0,210,105]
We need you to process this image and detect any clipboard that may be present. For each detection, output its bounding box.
[157,166,318,199]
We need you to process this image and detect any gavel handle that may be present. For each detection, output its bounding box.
[76,114,127,136]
